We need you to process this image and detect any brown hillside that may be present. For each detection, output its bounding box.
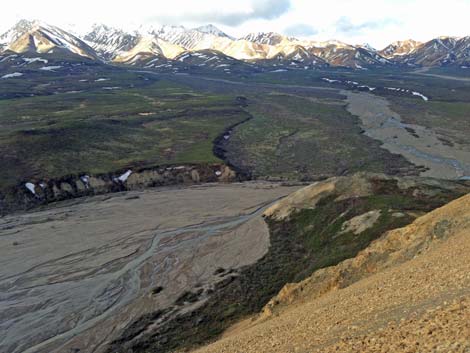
[193,192,470,353]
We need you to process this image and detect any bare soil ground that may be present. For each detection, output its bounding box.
[345,91,470,179]
[0,182,300,353]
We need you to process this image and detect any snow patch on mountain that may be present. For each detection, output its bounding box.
[195,24,232,39]
[39,65,62,71]
[412,91,429,101]
[1,72,23,78]
[2,20,469,69]
[23,57,48,64]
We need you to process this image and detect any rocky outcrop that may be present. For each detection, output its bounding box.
[0,163,239,215]
[264,173,470,220]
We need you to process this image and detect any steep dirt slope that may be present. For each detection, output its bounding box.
[193,190,470,353]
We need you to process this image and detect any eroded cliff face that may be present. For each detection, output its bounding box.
[0,163,238,215]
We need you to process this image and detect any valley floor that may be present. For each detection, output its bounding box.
[0,182,300,353]
[345,90,470,179]
[413,66,470,82]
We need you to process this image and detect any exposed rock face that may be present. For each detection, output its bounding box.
[0,163,239,215]
[380,39,422,58]
[264,173,468,220]
[339,209,382,235]
[5,20,98,59]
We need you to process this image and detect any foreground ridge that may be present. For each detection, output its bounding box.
[194,188,470,353]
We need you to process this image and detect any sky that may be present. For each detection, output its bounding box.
[2,0,470,48]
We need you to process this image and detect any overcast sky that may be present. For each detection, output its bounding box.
[2,0,470,48]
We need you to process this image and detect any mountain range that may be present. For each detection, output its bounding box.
[1,19,470,70]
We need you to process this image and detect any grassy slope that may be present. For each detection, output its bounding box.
[2,65,469,190]
[237,67,470,168]
[388,97,470,145]
[224,93,413,179]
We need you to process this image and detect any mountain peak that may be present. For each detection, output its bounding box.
[195,24,231,38]
[1,19,42,45]
[358,43,376,51]
[90,23,115,32]
[83,24,141,60]
[379,39,422,58]
[11,19,40,30]
[243,32,293,46]
[1,20,469,69]
[1,19,98,59]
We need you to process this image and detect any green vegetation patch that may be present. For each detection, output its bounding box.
[224,93,415,180]
[0,79,249,189]
[388,97,470,145]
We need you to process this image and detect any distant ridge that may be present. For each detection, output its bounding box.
[1,20,469,68]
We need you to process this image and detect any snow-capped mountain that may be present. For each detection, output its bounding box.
[83,23,186,64]
[241,34,390,68]
[243,32,295,46]
[113,36,185,64]
[380,39,422,58]
[148,24,231,50]
[303,39,351,49]
[0,19,35,48]
[1,20,469,69]
[2,20,97,59]
[218,39,270,60]
[453,37,470,65]
[262,45,328,68]
[83,24,140,60]
[359,43,376,52]
[401,36,470,66]
[173,49,257,72]
[309,44,390,68]
[195,24,232,38]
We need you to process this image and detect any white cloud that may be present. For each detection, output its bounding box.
[1,0,469,48]
[146,0,291,26]
[335,17,400,35]
[284,23,318,37]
